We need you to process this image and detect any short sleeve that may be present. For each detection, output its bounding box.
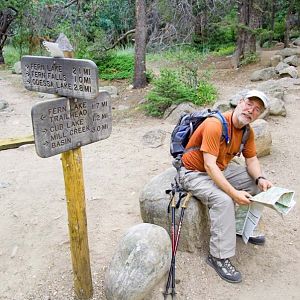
[200,119,222,157]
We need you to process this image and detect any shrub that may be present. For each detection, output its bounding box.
[96,51,134,80]
[144,68,217,117]
[213,45,235,56]
[3,46,20,67]
[240,52,259,66]
[197,80,218,105]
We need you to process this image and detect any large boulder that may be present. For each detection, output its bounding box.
[269,97,286,116]
[104,223,171,300]
[279,66,298,79]
[251,119,272,157]
[276,47,300,58]
[164,102,198,124]
[275,62,290,73]
[283,55,299,67]
[250,67,277,81]
[139,167,209,253]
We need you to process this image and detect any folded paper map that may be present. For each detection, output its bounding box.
[236,186,296,243]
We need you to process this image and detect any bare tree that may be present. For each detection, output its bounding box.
[0,7,18,64]
[133,0,147,89]
[284,0,295,48]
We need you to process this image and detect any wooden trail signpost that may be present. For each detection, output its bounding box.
[21,52,112,299]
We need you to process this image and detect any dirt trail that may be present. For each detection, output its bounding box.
[0,51,300,300]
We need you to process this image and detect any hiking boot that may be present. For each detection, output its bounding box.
[237,234,266,245]
[248,235,265,245]
[206,254,242,283]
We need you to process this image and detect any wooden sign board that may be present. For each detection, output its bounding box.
[31,92,112,158]
[21,56,99,99]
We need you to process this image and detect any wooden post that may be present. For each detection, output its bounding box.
[61,147,93,299]
[60,38,93,299]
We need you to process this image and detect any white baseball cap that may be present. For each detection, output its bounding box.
[244,90,270,109]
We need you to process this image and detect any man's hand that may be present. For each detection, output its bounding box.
[258,178,273,192]
[232,190,252,205]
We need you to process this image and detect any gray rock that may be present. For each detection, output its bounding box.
[269,96,287,116]
[250,67,277,81]
[0,99,9,110]
[279,66,298,79]
[164,102,197,124]
[276,47,300,58]
[212,100,232,112]
[275,62,290,73]
[56,33,74,52]
[253,78,300,95]
[104,223,171,300]
[99,86,118,98]
[251,119,272,157]
[229,89,249,107]
[139,168,209,253]
[0,182,11,188]
[283,55,299,67]
[270,55,283,67]
[293,37,300,46]
[142,129,166,148]
[12,61,22,74]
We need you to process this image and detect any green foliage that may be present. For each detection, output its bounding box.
[240,52,259,66]
[273,20,286,41]
[96,50,134,80]
[212,45,235,56]
[144,68,217,117]
[197,80,218,105]
[147,46,205,64]
[2,46,20,66]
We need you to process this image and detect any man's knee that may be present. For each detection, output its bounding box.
[209,193,234,213]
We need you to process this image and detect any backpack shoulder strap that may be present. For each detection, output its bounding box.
[237,124,250,156]
[210,111,230,145]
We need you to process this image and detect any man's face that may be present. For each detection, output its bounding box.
[235,97,264,126]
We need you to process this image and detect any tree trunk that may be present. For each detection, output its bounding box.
[248,0,262,53]
[0,8,18,64]
[235,0,262,67]
[284,0,295,48]
[235,0,249,67]
[269,1,275,45]
[133,0,147,89]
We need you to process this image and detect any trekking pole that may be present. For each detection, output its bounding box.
[163,192,192,299]
[163,189,177,299]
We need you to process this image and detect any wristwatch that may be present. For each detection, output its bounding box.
[255,176,266,185]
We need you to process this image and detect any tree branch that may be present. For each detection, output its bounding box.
[103,29,135,51]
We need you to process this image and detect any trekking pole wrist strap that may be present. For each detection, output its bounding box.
[255,176,266,185]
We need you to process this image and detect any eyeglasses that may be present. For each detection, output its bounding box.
[244,99,264,115]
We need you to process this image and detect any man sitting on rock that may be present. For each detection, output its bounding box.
[179,90,273,283]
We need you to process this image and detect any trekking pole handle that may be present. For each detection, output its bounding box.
[181,192,192,209]
[171,193,177,208]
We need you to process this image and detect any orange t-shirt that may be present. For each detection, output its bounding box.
[182,111,256,172]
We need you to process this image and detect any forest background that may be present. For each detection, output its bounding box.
[1,0,300,117]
